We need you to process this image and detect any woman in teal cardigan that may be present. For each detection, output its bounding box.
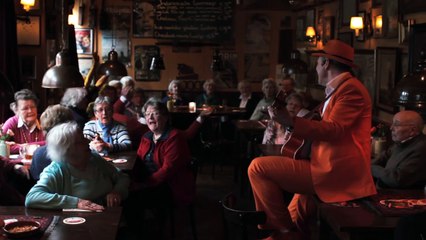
[25,122,129,211]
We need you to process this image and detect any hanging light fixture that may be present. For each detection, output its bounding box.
[97,13,127,80]
[394,50,426,120]
[42,0,83,88]
[20,0,35,11]
[150,55,165,71]
[211,49,224,72]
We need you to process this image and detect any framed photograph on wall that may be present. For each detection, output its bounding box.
[399,0,426,14]
[408,24,426,73]
[17,16,40,46]
[75,28,93,55]
[78,58,93,78]
[133,0,155,38]
[134,45,160,81]
[354,50,375,106]
[339,0,357,27]
[356,11,366,42]
[296,17,306,41]
[322,16,335,44]
[375,47,399,112]
[382,0,398,38]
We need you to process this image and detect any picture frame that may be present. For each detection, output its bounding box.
[398,19,415,45]
[382,0,398,38]
[134,45,161,81]
[399,0,426,14]
[356,11,366,42]
[337,32,353,47]
[20,55,36,79]
[78,58,93,78]
[296,16,306,41]
[408,24,426,73]
[353,50,375,106]
[322,16,335,44]
[17,16,40,46]
[339,0,357,27]
[306,9,315,28]
[132,0,155,38]
[75,28,93,55]
[375,47,399,112]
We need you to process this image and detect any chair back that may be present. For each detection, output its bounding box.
[220,192,271,240]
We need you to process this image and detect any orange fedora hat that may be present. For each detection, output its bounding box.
[312,40,358,68]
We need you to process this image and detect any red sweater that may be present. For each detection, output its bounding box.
[133,129,195,205]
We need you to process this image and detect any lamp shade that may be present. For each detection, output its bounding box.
[350,17,364,30]
[42,51,84,88]
[305,26,316,37]
[394,50,426,119]
[97,49,128,80]
[150,55,165,70]
[20,0,35,11]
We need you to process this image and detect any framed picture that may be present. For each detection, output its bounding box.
[375,47,399,112]
[356,11,366,42]
[17,16,40,46]
[78,58,93,78]
[306,9,315,28]
[382,0,398,38]
[296,17,306,41]
[398,19,415,45]
[399,0,426,14]
[20,55,36,79]
[75,28,93,55]
[322,16,335,44]
[133,0,155,38]
[317,10,323,25]
[339,0,357,27]
[134,45,160,81]
[354,50,375,105]
[408,24,426,73]
[337,32,353,46]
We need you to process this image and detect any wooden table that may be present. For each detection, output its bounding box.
[108,151,137,172]
[318,189,425,240]
[0,206,122,240]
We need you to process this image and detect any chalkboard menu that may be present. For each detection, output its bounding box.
[154,0,234,43]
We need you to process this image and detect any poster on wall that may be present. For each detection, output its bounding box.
[213,50,238,89]
[133,0,156,38]
[134,45,160,81]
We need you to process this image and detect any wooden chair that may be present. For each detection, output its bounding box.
[220,192,272,240]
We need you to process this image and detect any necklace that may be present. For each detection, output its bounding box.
[21,127,38,143]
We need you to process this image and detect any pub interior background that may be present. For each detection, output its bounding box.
[1,0,425,126]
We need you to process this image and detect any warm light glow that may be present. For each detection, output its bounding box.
[189,102,196,113]
[68,14,77,26]
[375,15,383,29]
[305,26,316,37]
[350,16,363,37]
[20,0,35,11]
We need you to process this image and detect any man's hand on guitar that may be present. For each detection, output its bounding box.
[268,105,293,128]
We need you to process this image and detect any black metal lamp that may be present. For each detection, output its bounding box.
[42,0,83,88]
[394,50,426,120]
[150,55,165,71]
[211,49,224,72]
[97,49,128,79]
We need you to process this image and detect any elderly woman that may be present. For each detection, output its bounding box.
[233,80,259,119]
[129,98,194,205]
[250,78,278,120]
[2,89,45,154]
[263,93,309,145]
[195,79,221,107]
[161,79,188,107]
[83,96,132,154]
[60,87,89,129]
[25,122,129,210]
[30,104,74,180]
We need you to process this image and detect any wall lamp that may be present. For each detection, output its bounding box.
[350,16,363,37]
[374,15,383,36]
[20,0,35,11]
[305,26,320,44]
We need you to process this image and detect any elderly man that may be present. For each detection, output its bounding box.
[248,40,376,239]
[371,110,426,189]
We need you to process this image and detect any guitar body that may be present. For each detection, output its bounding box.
[280,134,311,159]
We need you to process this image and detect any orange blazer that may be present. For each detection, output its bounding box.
[293,74,377,203]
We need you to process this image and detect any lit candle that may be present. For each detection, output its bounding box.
[189,102,196,113]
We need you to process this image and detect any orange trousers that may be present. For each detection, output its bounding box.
[248,156,317,238]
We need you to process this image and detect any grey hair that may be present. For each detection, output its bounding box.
[60,87,88,107]
[168,79,181,92]
[93,95,112,111]
[46,121,79,163]
[14,89,39,105]
[261,78,277,92]
[120,76,135,87]
[203,79,215,90]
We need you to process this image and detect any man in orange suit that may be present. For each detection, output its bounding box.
[248,40,377,240]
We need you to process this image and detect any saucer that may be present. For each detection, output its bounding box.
[112,159,127,164]
[63,217,86,225]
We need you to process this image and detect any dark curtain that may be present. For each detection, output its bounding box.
[0,0,21,122]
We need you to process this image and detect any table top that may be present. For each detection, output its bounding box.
[234,120,267,132]
[170,106,246,116]
[0,206,122,240]
[107,151,137,172]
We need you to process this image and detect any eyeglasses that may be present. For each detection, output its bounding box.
[95,108,112,113]
[145,111,160,117]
